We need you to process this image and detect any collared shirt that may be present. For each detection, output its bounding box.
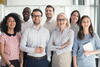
[20,25,50,57]
[72,34,100,67]
[21,20,33,33]
[0,33,21,65]
[44,17,56,33]
[48,27,74,57]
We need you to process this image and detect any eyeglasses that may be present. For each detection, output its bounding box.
[32,15,42,18]
[57,19,66,22]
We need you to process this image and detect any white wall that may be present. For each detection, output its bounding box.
[0,0,96,30]
[7,0,73,6]
[0,4,4,22]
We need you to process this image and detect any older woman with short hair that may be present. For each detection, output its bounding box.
[47,13,74,67]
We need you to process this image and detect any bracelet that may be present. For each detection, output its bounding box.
[8,63,12,67]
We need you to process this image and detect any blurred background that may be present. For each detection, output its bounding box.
[0,0,100,35]
[0,0,100,67]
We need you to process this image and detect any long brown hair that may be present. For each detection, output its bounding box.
[77,15,94,40]
[70,10,80,25]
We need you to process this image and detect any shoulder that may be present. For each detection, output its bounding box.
[24,27,32,32]
[41,27,49,33]
[0,33,7,38]
[0,33,7,41]
[16,32,21,38]
[93,33,99,38]
[67,28,74,35]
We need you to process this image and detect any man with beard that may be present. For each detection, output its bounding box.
[44,5,56,67]
[20,8,50,67]
[44,5,56,33]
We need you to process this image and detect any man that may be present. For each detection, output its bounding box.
[21,7,32,67]
[21,7,33,33]
[20,8,50,67]
[44,5,56,33]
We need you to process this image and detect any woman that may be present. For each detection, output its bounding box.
[0,13,23,67]
[72,15,100,67]
[47,13,74,67]
[70,10,80,36]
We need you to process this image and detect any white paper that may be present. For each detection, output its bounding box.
[83,42,93,51]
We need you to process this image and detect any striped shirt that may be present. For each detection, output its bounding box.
[20,25,50,57]
[47,27,74,61]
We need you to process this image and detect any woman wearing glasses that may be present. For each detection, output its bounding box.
[47,13,74,67]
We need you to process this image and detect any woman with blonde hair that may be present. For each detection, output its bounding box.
[47,13,74,67]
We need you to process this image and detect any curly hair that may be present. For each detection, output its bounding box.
[1,13,22,33]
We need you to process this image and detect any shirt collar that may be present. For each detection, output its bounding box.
[5,32,16,36]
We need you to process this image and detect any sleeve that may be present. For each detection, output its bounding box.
[46,31,50,47]
[94,33,100,50]
[20,29,35,53]
[47,31,57,61]
[57,30,74,53]
[45,30,50,53]
[72,37,79,56]
[65,30,74,51]
[0,34,5,45]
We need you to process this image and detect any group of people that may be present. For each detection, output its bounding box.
[0,5,100,67]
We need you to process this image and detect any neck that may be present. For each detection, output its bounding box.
[59,26,67,32]
[46,17,52,22]
[71,21,77,24]
[23,18,29,22]
[83,28,89,34]
[34,24,41,30]
[7,28,14,34]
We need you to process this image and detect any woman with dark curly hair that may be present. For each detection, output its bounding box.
[0,13,23,67]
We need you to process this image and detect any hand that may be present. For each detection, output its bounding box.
[74,65,78,67]
[10,64,15,67]
[58,40,70,49]
[35,47,44,53]
[20,63,23,67]
[84,51,92,56]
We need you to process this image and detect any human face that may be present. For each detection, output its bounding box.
[6,17,16,29]
[71,12,79,24]
[57,15,67,29]
[23,8,31,20]
[32,11,42,25]
[45,7,54,18]
[81,17,91,29]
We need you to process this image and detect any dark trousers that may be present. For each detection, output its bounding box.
[49,51,53,67]
[96,58,98,67]
[6,60,20,67]
[26,56,49,67]
[23,52,27,67]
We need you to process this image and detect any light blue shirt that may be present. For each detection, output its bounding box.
[72,34,100,67]
[20,25,50,57]
[47,27,74,61]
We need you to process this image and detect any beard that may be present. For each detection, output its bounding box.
[34,21,40,25]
